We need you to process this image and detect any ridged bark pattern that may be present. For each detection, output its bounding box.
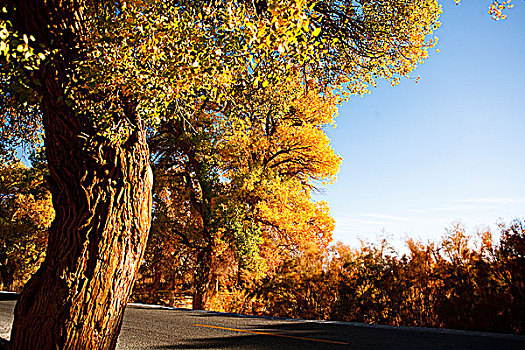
[7,1,154,349]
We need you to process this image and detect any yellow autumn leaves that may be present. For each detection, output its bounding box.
[488,0,514,20]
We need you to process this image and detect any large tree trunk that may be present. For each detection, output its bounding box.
[10,109,152,349]
[192,245,214,310]
[0,265,14,292]
[7,1,153,349]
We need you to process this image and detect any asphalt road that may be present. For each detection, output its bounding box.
[1,300,525,349]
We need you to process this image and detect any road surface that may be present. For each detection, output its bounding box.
[1,300,524,349]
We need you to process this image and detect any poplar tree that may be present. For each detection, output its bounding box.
[0,1,440,348]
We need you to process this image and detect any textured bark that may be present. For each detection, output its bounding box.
[7,1,153,349]
[9,111,152,349]
[192,245,214,310]
[151,122,216,311]
[0,265,14,291]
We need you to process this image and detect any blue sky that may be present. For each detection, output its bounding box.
[320,1,525,249]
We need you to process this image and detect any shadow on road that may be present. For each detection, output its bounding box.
[251,321,525,350]
[151,333,347,350]
[168,313,525,350]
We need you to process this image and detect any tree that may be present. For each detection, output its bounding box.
[494,220,525,333]
[141,73,340,310]
[2,2,153,348]
[0,0,440,348]
[0,154,53,291]
[254,242,337,319]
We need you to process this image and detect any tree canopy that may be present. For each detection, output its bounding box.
[0,0,442,348]
[141,71,340,308]
[0,0,441,151]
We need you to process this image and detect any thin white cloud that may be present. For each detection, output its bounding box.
[336,217,386,226]
[361,213,416,222]
[456,198,525,204]
[435,197,525,212]
[407,209,427,214]
[335,213,424,233]
[435,204,492,212]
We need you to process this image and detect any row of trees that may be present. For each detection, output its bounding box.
[134,220,525,335]
[1,1,442,347]
[5,165,522,337]
[0,0,515,348]
[144,73,341,309]
[1,75,342,307]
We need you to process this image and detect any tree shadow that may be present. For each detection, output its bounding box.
[248,321,525,350]
[163,313,525,350]
[150,333,347,350]
[149,316,351,350]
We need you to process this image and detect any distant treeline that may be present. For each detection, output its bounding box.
[133,220,525,335]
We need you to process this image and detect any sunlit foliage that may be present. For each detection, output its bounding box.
[136,72,340,309]
[454,0,516,20]
[488,0,514,20]
[0,0,441,150]
[245,220,525,335]
[0,151,53,291]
